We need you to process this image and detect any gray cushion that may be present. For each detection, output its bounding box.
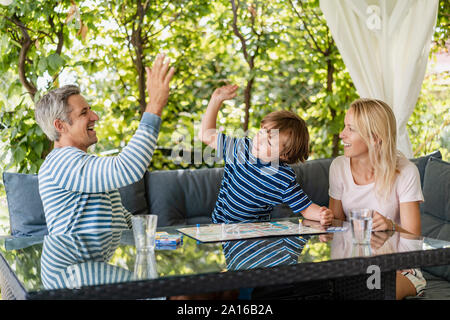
[3,171,148,236]
[272,158,334,218]
[292,158,334,207]
[3,172,47,236]
[410,150,442,188]
[146,167,223,226]
[118,171,149,216]
[420,157,450,281]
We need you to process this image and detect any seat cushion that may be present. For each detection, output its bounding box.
[420,157,450,281]
[410,150,442,188]
[118,171,149,216]
[291,158,334,207]
[3,172,47,236]
[146,167,223,226]
[272,158,334,218]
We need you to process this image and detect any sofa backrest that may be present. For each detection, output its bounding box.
[418,156,450,281]
[2,150,445,236]
[145,158,335,226]
[2,172,47,237]
[146,167,223,226]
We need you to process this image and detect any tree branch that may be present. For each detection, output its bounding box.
[146,1,170,33]
[230,0,250,64]
[107,3,137,67]
[132,0,147,113]
[144,8,182,41]
[12,15,37,99]
[288,0,326,55]
[2,14,53,39]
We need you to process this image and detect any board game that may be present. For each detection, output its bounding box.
[176,220,327,243]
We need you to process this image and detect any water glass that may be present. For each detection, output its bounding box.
[133,250,158,280]
[131,215,158,252]
[349,208,373,244]
[351,244,372,257]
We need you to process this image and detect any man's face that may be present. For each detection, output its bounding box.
[251,123,288,163]
[59,94,99,152]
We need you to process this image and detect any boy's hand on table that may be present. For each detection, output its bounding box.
[319,207,333,226]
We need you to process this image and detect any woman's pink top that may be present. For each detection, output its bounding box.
[328,155,424,224]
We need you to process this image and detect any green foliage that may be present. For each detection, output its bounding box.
[433,0,450,53]
[0,243,43,291]
[0,103,51,174]
[0,0,448,185]
[409,71,450,161]
[299,240,331,263]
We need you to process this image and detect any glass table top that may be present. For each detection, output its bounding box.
[1,217,449,294]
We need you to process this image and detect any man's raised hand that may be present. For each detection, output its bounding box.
[146,53,176,116]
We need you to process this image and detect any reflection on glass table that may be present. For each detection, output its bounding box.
[41,232,132,290]
[0,217,448,299]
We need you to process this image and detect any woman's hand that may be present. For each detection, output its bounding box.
[372,211,394,232]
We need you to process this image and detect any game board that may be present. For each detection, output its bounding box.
[177,220,327,243]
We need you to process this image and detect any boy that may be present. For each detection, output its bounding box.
[199,84,333,225]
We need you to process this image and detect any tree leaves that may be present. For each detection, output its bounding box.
[47,53,65,72]
[0,0,448,183]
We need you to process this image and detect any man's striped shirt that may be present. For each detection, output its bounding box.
[212,133,312,224]
[38,112,160,234]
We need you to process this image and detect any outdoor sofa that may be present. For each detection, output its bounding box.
[2,150,449,299]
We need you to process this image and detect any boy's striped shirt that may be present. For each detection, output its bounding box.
[223,236,308,271]
[212,133,312,224]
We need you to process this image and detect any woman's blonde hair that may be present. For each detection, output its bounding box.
[349,98,405,200]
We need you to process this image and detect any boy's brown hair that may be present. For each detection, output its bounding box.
[260,110,309,164]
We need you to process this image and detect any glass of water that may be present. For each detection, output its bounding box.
[349,208,373,244]
[134,250,158,280]
[131,215,158,252]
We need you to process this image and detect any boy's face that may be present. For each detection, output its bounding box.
[251,123,288,163]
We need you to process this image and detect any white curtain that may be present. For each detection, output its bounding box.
[319,0,439,157]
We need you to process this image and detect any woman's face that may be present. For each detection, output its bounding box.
[339,108,369,159]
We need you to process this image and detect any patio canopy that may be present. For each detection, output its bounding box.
[320,0,439,158]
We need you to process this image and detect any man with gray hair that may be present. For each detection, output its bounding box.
[35,53,175,234]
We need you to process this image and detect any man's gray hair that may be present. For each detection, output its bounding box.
[35,85,80,141]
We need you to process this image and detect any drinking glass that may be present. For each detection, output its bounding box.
[131,215,158,252]
[349,208,373,244]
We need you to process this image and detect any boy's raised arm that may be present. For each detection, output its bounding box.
[199,84,238,150]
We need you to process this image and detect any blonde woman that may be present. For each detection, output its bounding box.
[328,98,426,300]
